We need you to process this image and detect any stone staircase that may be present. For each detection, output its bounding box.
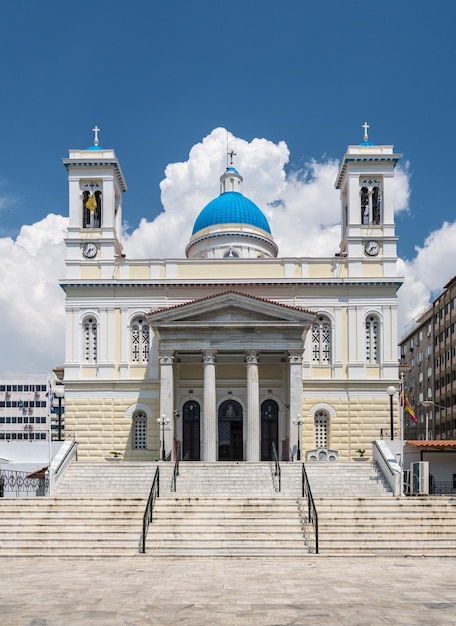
[304,461,392,497]
[0,497,146,557]
[2,460,456,557]
[56,461,158,498]
[314,496,456,556]
[145,495,306,558]
[144,462,307,557]
[0,462,159,557]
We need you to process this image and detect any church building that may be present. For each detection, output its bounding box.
[61,126,402,462]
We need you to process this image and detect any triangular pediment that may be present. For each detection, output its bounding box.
[147,292,315,327]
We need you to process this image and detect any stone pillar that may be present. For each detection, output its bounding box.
[159,352,174,459]
[202,350,217,462]
[289,350,304,458]
[246,350,260,461]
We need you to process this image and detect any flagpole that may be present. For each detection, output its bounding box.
[47,379,53,496]
[399,374,404,496]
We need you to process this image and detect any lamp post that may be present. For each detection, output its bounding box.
[386,386,396,441]
[157,414,169,461]
[420,400,433,440]
[293,415,303,461]
[421,399,453,440]
[54,386,64,442]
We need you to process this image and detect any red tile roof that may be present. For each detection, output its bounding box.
[406,440,456,449]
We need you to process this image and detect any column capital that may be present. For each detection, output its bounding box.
[202,350,217,365]
[288,350,303,364]
[245,350,259,365]
[159,352,174,365]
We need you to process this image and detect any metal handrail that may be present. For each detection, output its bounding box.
[272,441,281,492]
[302,463,319,554]
[140,466,160,554]
[171,442,181,492]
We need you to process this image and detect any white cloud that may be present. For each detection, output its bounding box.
[0,214,67,376]
[0,128,452,376]
[397,221,456,337]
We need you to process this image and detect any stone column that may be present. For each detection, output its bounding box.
[289,350,304,459]
[159,352,174,459]
[202,350,217,462]
[246,350,260,461]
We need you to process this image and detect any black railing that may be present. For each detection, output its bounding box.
[171,442,181,492]
[272,441,281,492]
[432,481,456,495]
[379,428,401,440]
[0,469,48,497]
[140,466,160,554]
[302,464,319,554]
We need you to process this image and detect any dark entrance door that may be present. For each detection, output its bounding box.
[182,400,200,460]
[261,399,279,460]
[218,400,243,461]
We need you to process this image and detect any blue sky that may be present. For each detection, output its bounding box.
[1,0,456,374]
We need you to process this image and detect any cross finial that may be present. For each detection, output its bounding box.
[93,125,100,146]
[228,150,236,165]
[362,121,369,142]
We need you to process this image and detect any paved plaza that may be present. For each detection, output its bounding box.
[1,556,456,625]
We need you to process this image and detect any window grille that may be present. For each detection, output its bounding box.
[311,316,331,364]
[365,315,379,364]
[133,412,147,449]
[315,411,328,448]
[83,318,97,363]
[131,318,150,363]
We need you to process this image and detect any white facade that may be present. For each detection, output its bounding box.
[61,131,403,462]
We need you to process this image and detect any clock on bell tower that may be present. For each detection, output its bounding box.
[62,127,127,277]
[335,122,401,278]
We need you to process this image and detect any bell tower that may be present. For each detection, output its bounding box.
[335,123,401,277]
[63,127,127,277]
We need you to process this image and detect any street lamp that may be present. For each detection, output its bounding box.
[293,415,303,461]
[421,399,453,440]
[54,385,64,442]
[386,386,396,441]
[157,414,169,461]
[420,400,434,440]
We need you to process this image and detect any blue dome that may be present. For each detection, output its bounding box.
[192,192,271,235]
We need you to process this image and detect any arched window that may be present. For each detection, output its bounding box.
[360,179,382,225]
[372,186,381,224]
[314,410,329,448]
[312,316,331,364]
[131,317,150,363]
[365,314,380,364]
[133,411,147,449]
[83,317,97,364]
[360,187,369,224]
[82,183,102,228]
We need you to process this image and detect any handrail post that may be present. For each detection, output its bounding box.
[272,441,281,492]
[140,466,160,554]
[171,442,181,492]
[302,463,319,554]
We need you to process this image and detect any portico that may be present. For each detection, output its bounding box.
[148,292,315,461]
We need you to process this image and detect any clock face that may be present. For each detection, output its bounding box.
[364,240,380,256]
[83,242,98,258]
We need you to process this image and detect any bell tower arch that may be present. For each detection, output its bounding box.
[335,122,401,278]
[63,126,127,275]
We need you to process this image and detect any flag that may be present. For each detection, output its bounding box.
[400,387,418,423]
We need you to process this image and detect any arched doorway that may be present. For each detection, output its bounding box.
[182,400,201,460]
[261,399,279,460]
[218,400,243,461]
